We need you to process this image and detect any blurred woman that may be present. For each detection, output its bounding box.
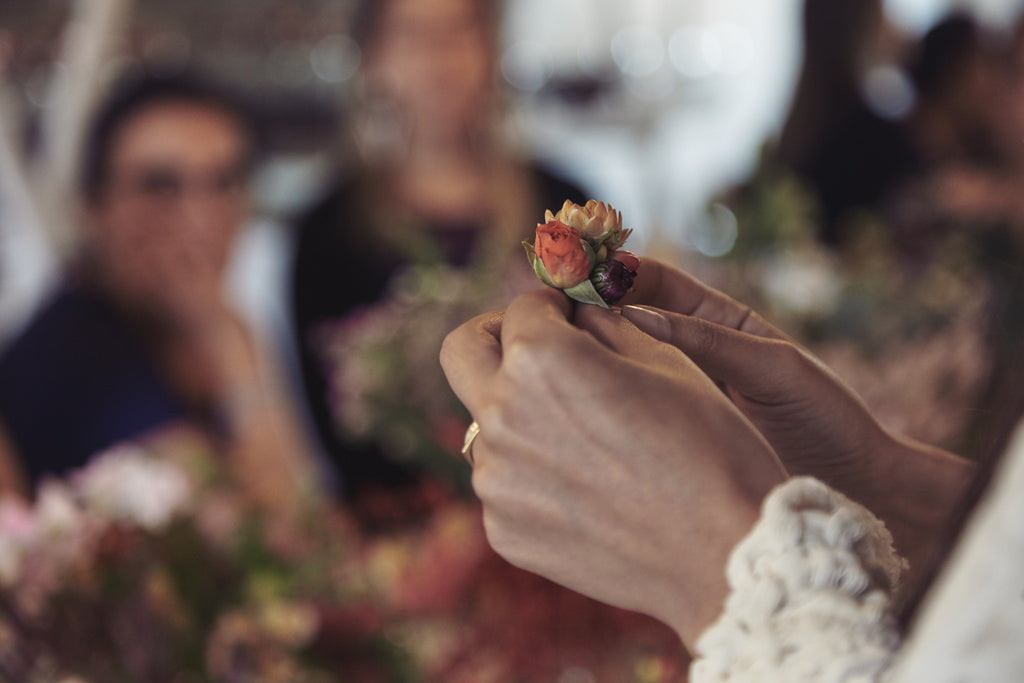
[290,0,587,522]
[776,0,918,245]
[0,71,316,510]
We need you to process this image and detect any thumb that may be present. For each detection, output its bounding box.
[621,305,795,401]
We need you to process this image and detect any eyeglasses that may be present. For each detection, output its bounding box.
[106,162,250,205]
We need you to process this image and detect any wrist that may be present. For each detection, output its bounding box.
[873,430,974,520]
[863,430,975,584]
[660,478,769,650]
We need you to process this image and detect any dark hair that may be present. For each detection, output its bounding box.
[909,13,984,102]
[348,0,499,53]
[79,68,258,205]
[801,0,882,77]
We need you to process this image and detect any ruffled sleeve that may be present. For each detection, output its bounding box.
[690,477,907,683]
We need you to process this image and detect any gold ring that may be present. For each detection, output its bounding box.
[461,421,481,465]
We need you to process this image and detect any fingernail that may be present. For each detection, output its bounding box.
[621,305,670,340]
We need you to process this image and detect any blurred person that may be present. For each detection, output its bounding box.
[799,11,1012,255]
[775,10,1024,464]
[290,0,587,523]
[882,14,1024,464]
[903,13,1008,171]
[0,70,317,511]
[889,13,1024,239]
[776,0,919,245]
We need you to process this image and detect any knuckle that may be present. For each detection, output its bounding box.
[687,318,721,359]
[500,337,537,378]
[502,330,581,388]
[775,339,812,373]
[475,400,513,443]
[759,338,816,387]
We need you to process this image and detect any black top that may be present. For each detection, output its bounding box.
[0,282,185,487]
[290,163,587,498]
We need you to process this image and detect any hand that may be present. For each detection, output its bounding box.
[95,216,252,403]
[94,210,233,336]
[618,260,975,578]
[441,288,786,648]
[620,259,885,496]
[136,231,232,335]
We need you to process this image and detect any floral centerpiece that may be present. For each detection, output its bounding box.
[0,436,407,683]
[0,434,689,682]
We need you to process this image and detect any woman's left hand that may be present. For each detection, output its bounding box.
[440,288,786,648]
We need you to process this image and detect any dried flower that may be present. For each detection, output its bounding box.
[591,257,638,305]
[532,220,593,289]
[549,199,621,241]
[525,200,639,307]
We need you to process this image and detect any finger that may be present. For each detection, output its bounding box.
[440,309,505,414]
[573,304,698,372]
[500,287,574,345]
[499,287,582,374]
[621,306,796,398]
[498,288,615,404]
[617,258,721,316]
[620,259,783,339]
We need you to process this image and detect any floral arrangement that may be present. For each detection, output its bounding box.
[524,199,639,307]
[0,438,402,683]
[0,436,690,682]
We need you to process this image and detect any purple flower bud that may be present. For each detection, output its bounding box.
[590,258,637,304]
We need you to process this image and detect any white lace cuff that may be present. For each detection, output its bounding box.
[691,477,907,683]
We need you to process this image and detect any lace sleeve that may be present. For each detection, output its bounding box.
[690,477,907,683]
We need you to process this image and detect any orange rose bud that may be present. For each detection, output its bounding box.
[535,220,591,288]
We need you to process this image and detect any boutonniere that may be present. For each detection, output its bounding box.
[523,199,639,307]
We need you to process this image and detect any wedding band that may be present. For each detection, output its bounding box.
[461,421,481,465]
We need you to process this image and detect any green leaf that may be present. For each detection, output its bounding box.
[564,278,610,308]
[524,241,557,288]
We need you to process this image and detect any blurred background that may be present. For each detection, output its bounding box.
[4,0,1024,330]
[3,0,1024,680]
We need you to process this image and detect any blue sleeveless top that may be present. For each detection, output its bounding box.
[0,282,186,487]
